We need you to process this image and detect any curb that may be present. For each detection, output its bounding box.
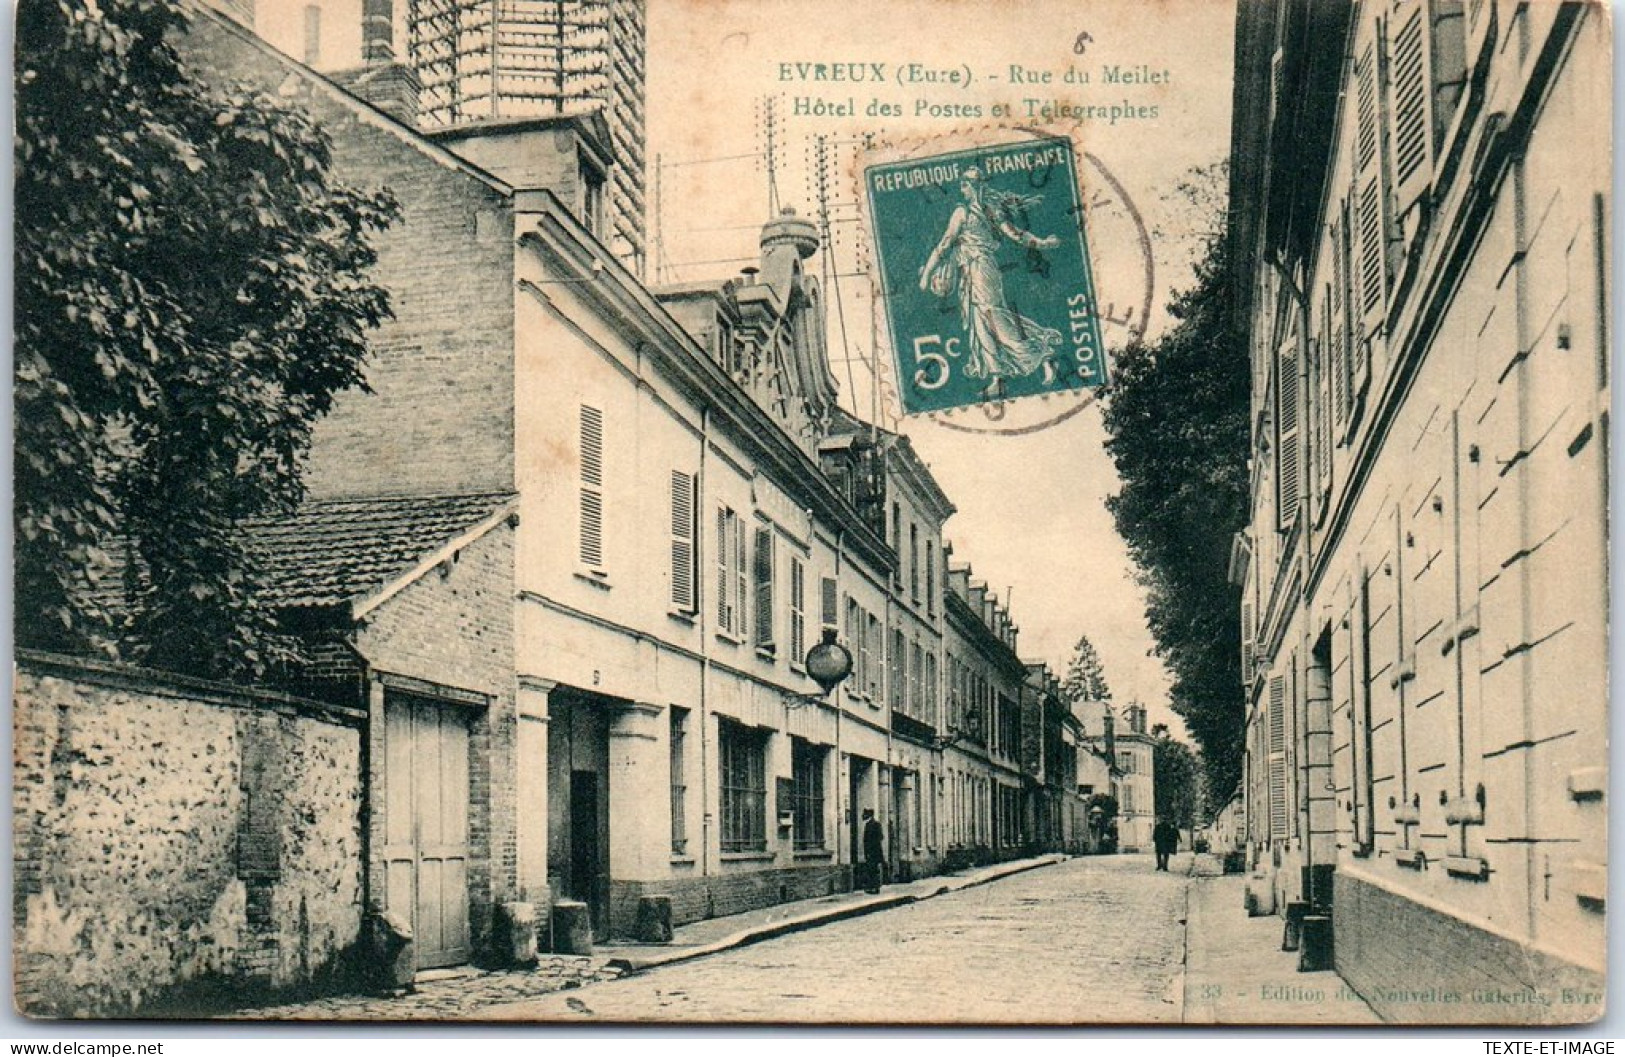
[607,854,1066,976]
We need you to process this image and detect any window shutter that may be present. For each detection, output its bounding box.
[1387,0,1432,216]
[1353,39,1386,381]
[1276,342,1301,530]
[1240,599,1256,685]
[717,508,731,630]
[1268,675,1288,839]
[789,556,805,665]
[735,517,748,641]
[670,471,696,612]
[753,527,774,650]
[820,576,839,632]
[579,406,605,568]
[1332,204,1353,429]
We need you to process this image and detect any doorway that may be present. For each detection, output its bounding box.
[547,692,610,938]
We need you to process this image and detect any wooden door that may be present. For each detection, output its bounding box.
[384,694,471,969]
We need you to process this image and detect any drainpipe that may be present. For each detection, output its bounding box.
[833,530,845,873]
[698,406,713,880]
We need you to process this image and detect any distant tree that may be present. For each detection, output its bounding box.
[1101,163,1248,803]
[1153,731,1198,831]
[15,0,398,677]
[1063,633,1112,704]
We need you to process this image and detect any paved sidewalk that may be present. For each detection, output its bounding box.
[597,853,1066,973]
[232,853,1063,1022]
[1181,855,1382,1024]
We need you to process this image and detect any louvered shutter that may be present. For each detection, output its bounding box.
[1240,599,1256,684]
[753,527,775,650]
[789,557,805,665]
[1268,675,1289,839]
[670,471,696,612]
[717,509,730,629]
[734,517,748,641]
[819,576,838,632]
[1353,39,1386,384]
[1276,342,1301,529]
[579,406,605,568]
[1331,204,1353,428]
[1387,0,1432,216]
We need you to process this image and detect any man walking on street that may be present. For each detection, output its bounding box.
[1152,817,1179,872]
[861,809,885,893]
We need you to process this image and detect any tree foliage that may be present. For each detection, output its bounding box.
[16,0,398,677]
[1101,164,1249,803]
[1062,633,1112,704]
[1153,731,1199,828]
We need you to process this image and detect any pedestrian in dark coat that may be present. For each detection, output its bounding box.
[1153,817,1180,871]
[861,809,885,893]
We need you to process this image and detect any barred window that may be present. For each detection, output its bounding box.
[719,719,767,853]
[791,738,826,851]
[670,707,689,855]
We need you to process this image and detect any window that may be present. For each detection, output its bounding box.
[1268,674,1289,840]
[866,613,882,699]
[719,720,767,853]
[791,739,826,850]
[716,506,746,637]
[753,525,776,654]
[846,597,863,693]
[924,651,938,722]
[890,627,906,711]
[1122,785,1136,815]
[715,316,735,371]
[909,523,920,602]
[670,471,698,613]
[579,405,605,569]
[909,641,924,717]
[819,576,838,634]
[670,708,689,855]
[925,541,936,615]
[1276,340,1300,530]
[1119,750,1135,775]
[891,501,902,585]
[789,556,806,668]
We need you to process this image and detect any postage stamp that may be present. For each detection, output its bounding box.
[864,137,1108,415]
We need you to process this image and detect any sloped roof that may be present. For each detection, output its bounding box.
[249,491,516,611]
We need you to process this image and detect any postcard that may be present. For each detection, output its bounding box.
[11,0,1610,1027]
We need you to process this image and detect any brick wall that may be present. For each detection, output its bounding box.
[12,653,365,1017]
[1335,871,1605,1025]
[183,10,517,502]
[355,518,517,961]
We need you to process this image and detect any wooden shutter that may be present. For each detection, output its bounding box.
[670,471,696,612]
[734,517,748,640]
[820,576,838,632]
[1353,38,1386,383]
[1268,674,1289,839]
[578,406,605,568]
[1240,599,1256,685]
[789,556,805,665]
[1331,204,1353,429]
[753,526,774,650]
[1387,0,1432,216]
[1276,341,1301,530]
[716,508,731,630]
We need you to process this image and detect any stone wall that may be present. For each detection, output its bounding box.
[609,863,849,938]
[1334,870,1605,1026]
[12,653,366,1017]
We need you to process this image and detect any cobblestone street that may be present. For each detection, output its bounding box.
[481,854,1195,1025]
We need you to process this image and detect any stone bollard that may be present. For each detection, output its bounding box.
[1298,914,1334,972]
[365,910,415,993]
[496,901,539,966]
[632,895,674,943]
[1281,900,1309,952]
[1244,871,1276,917]
[552,900,593,955]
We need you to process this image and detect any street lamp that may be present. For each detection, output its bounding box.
[804,628,854,696]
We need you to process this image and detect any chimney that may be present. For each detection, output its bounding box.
[303,3,320,66]
[362,0,395,64]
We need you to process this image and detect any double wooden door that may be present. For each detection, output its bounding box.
[384,694,471,969]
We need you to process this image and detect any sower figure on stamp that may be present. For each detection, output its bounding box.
[861,809,886,894]
[918,166,1065,398]
[1153,817,1179,872]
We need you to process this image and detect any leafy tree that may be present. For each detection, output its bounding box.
[16,0,398,677]
[1101,163,1249,803]
[1152,730,1198,831]
[1062,633,1112,704]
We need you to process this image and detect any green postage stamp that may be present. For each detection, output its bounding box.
[865,137,1108,416]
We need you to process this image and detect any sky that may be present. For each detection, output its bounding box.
[254,0,1237,737]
